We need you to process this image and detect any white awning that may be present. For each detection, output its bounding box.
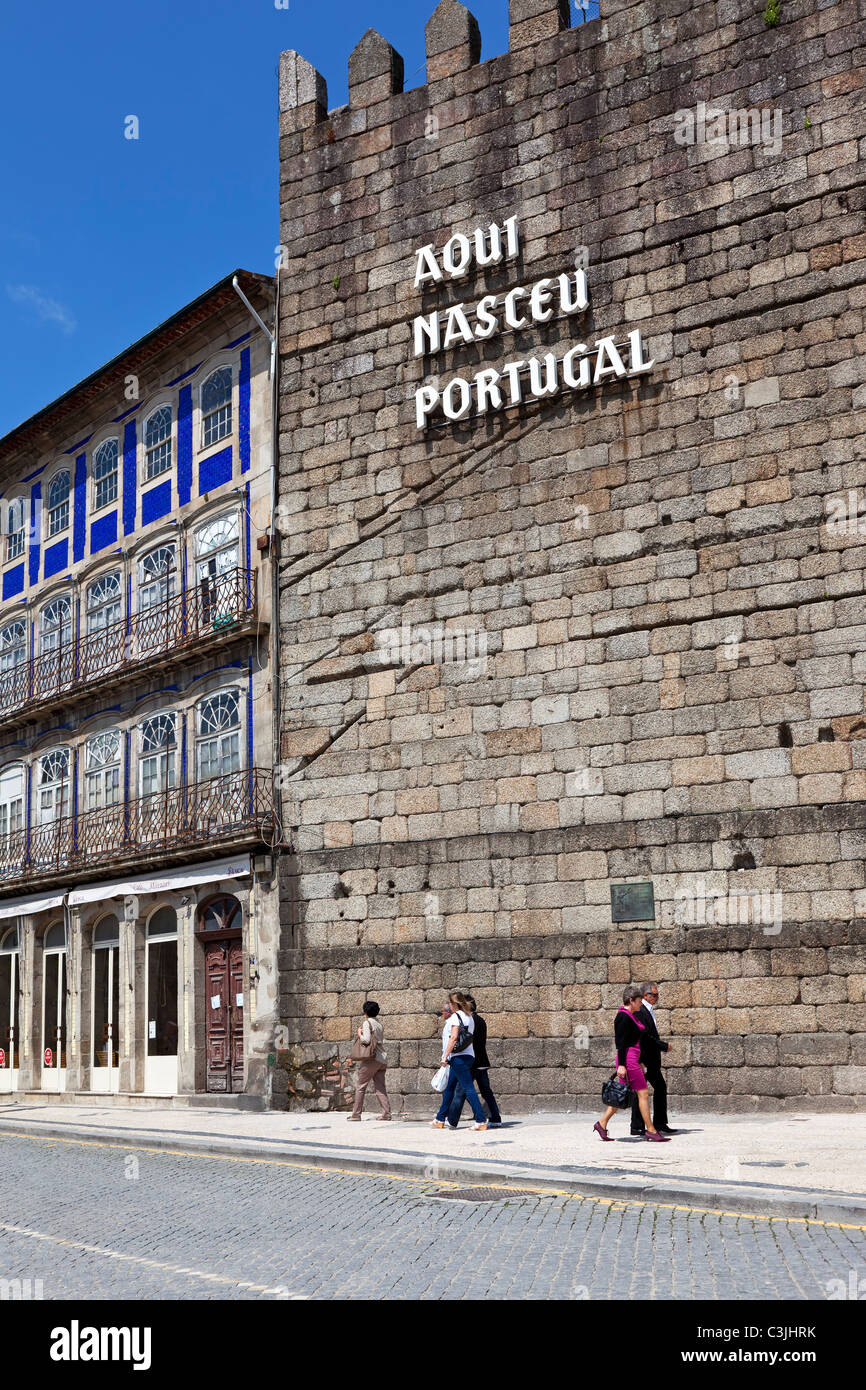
[67,855,252,907]
[0,892,65,922]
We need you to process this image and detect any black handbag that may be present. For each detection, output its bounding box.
[450,1012,474,1055]
[601,1072,633,1108]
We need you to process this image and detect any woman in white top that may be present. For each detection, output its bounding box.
[347,1001,391,1120]
[431,991,488,1130]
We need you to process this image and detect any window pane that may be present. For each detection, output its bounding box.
[147,939,178,1056]
[92,946,119,1069]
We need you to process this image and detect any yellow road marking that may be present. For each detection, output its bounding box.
[1,1127,864,1231]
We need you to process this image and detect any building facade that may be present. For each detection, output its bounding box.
[0,270,283,1104]
[275,0,866,1111]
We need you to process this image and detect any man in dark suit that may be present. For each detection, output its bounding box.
[630,982,678,1136]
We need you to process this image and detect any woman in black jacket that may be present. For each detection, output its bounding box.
[593,986,670,1143]
[446,994,502,1127]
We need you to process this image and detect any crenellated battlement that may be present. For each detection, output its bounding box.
[278,0,602,139]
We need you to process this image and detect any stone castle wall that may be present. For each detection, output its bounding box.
[273,0,866,1111]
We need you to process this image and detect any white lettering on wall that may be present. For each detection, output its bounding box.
[409,215,654,427]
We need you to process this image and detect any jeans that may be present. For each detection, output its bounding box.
[448,1066,501,1126]
[435,1054,487,1124]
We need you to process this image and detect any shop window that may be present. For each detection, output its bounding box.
[0,925,20,1071]
[92,915,120,1076]
[42,922,67,1070]
[146,907,178,1061]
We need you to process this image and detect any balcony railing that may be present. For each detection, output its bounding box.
[0,768,274,887]
[0,566,258,725]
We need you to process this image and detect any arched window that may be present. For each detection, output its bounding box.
[93,439,119,511]
[199,895,242,933]
[196,513,239,582]
[45,922,66,951]
[138,544,176,612]
[92,914,120,1079]
[144,406,172,480]
[0,621,26,707]
[85,730,121,811]
[148,906,177,937]
[146,906,178,1073]
[0,924,20,1070]
[42,920,67,1073]
[4,495,26,561]
[0,621,25,673]
[93,915,120,947]
[0,764,24,842]
[47,470,70,536]
[37,747,70,825]
[39,596,71,656]
[86,571,122,634]
[139,712,177,798]
[196,689,241,780]
[201,367,232,448]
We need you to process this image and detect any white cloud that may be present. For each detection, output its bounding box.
[6,283,76,335]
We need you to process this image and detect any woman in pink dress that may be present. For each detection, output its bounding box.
[594,986,670,1142]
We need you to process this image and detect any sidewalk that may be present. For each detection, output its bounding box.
[1,1100,864,1224]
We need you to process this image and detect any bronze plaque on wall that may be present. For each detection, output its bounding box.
[610,882,655,923]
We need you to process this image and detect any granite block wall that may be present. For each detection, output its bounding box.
[273,0,866,1111]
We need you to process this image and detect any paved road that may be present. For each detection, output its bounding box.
[0,1133,863,1300]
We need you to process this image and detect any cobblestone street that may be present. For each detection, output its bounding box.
[1,1134,864,1301]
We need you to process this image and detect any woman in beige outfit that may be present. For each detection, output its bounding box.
[347,1000,391,1120]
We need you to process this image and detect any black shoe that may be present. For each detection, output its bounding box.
[656,1126,679,1135]
[630,1128,646,1136]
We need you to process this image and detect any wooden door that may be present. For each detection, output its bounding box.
[204,941,230,1092]
[229,941,244,1092]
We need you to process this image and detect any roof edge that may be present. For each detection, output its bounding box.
[0,268,274,463]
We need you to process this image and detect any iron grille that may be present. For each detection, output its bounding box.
[0,767,274,885]
[0,566,257,725]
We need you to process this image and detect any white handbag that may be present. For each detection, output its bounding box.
[431,1064,450,1092]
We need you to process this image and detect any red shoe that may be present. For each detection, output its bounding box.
[593,1121,613,1142]
[645,1131,670,1142]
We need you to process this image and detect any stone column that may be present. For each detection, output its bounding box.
[65,909,88,1093]
[118,895,145,1093]
[17,916,38,1091]
[176,900,197,1094]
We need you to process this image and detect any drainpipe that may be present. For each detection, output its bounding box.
[230,274,281,848]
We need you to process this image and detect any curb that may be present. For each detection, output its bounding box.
[2,1117,865,1225]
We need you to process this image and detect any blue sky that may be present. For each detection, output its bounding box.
[0,0,524,438]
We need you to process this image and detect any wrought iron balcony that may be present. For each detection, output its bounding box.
[0,566,259,728]
[0,768,275,890]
